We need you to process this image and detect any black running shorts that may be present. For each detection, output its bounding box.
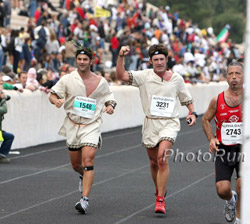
[215,144,241,183]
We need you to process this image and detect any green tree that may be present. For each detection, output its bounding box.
[148,0,246,43]
[213,12,245,43]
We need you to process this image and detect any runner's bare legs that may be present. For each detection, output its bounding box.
[147,140,172,197]
[69,146,97,197]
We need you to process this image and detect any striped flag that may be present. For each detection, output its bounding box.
[216,25,231,43]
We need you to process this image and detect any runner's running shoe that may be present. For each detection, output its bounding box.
[234,218,241,224]
[75,197,89,214]
[224,190,237,222]
[154,196,166,214]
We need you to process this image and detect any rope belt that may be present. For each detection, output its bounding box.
[67,114,96,127]
[146,116,170,120]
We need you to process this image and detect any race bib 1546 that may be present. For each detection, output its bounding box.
[74,96,96,119]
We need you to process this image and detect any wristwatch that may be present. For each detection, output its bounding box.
[110,103,116,109]
[191,112,198,118]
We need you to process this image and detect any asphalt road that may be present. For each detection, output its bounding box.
[0,117,236,224]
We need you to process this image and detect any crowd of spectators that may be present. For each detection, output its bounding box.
[0,0,244,94]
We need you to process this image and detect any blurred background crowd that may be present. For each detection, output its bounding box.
[0,0,244,94]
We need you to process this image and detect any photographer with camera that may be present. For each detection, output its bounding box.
[0,88,14,163]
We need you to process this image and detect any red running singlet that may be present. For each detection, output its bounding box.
[214,92,242,146]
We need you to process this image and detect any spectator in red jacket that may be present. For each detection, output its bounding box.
[110,33,120,67]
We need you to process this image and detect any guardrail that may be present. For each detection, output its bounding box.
[3,82,228,149]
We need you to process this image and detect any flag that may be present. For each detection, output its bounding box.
[216,25,231,43]
[95,7,111,18]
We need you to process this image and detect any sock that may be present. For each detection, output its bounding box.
[155,189,158,196]
[235,217,241,224]
[228,192,236,204]
[155,188,167,197]
[81,196,89,201]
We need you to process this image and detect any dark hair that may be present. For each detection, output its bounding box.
[237,57,244,63]
[18,71,27,78]
[2,65,12,74]
[7,72,16,80]
[148,44,168,58]
[75,47,93,59]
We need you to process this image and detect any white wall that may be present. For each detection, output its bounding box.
[3,82,228,149]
